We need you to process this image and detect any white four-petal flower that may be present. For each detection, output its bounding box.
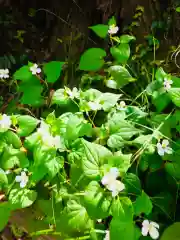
[117,101,126,110]
[65,87,79,99]
[30,64,41,75]
[142,220,159,239]
[156,139,172,156]
[15,171,29,188]
[0,69,9,79]
[88,101,102,111]
[108,25,119,35]
[101,167,125,197]
[163,78,173,91]
[0,114,12,132]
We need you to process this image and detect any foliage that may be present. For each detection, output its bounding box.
[0,17,180,240]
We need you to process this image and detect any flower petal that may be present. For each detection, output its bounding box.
[20,180,27,188]
[141,226,149,236]
[109,167,119,179]
[157,144,165,156]
[15,175,21,182]
[165,147,172,155]
[151,221,159,229]
[162,139,169,147]
[142,220,150,227]
[149,226,159,239]
[101,175,109,185]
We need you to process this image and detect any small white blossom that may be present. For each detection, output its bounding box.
[142,220,159,239]
[157,139,172,156]
[65,87,79,99]
[117,101,126,110]
[97,219,102,223]
[0,69,9,79]
[0,114,12,132]
[30,64,41,75]
[15,171,29,188]
[163,78,173,91]
[101,167,125,197]
[108,24,119,35]
[104,230,110,240]
[5,170,11,175]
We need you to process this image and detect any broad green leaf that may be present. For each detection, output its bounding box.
[110,218,137,240]
[43,61,64,83]
[168,88,180,107]
[109,65,135,88]
[0,146,29,169]
[45,156,64,179]
[0,168,8,190]
[9,188,37,210]
[81,139,112,179]
[14,66,32,81]
[111,197,133,221]
[161,222,180,240]
[110,43,130,64]
[107,133,125,149]
[99,92,121,111]
[59,199,93,234]
[124,173,141,195]
[152,91,171,112]
[155,67,166,82]
[84,181,111,219]
[119,35,136,43]
[16,115,39,137]
[51,88,69,105]
[108,153,132,174]
[4,130,22,149]
[176,7,180,12]
[89,24,108,38]
[18,75,43,105]
[133,191,152,216]
[0,202,11,231]
[24,132,40,151]
[79,48,106,71]
[165,162,180,179]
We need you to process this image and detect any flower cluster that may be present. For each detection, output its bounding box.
[0,69,9,79]
[101,167,125,197]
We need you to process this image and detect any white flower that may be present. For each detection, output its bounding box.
[142,220,159,239]
[15,171,29,188]
[65,87,79,99]
[104,230,110,240]
[163,78,173,91]
[0,69,9,79]
[0,114,12,132]
[117,101,126,110]
[97,219,102,223]
[108,24,119,35]
[5,170,11,175]
[37,121,61,149]
[30,64,41,75]
[88,101,102,111]
[101,167,125,197]
[156,139,172,156]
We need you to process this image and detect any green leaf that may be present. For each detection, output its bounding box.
[108,153,132,174]
[14,66,32,81]
[111,197,133,221]
[16,115,39,137]
[165,162,180,180]
[108,16,116,26]
[24,132,40,151]
[124,173,142,195]
[168,88,180,107]
[107,133,125,149]
[155,67,166,82]
[0,202,11,231]
[161,222,180,240]
[119,35,136,43]
[0,168,8,190]
[45,156,64,179]
[84,181,111,219]
[79,48,106,71]
[43,61,64,83]
[81,139,112,179]
[18,76,43,106]
[4,130,22,149]
[110,43,130,64]
[89,24,109,38]
[0,146,29,169]
[176,7,180,12]
[9,188,37,210]
[110,218,137,240]
[109,65,135,88]
[51,88,69,105]
[59,199,93,234]
[133,191,153,216]
[99,92,121,111]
